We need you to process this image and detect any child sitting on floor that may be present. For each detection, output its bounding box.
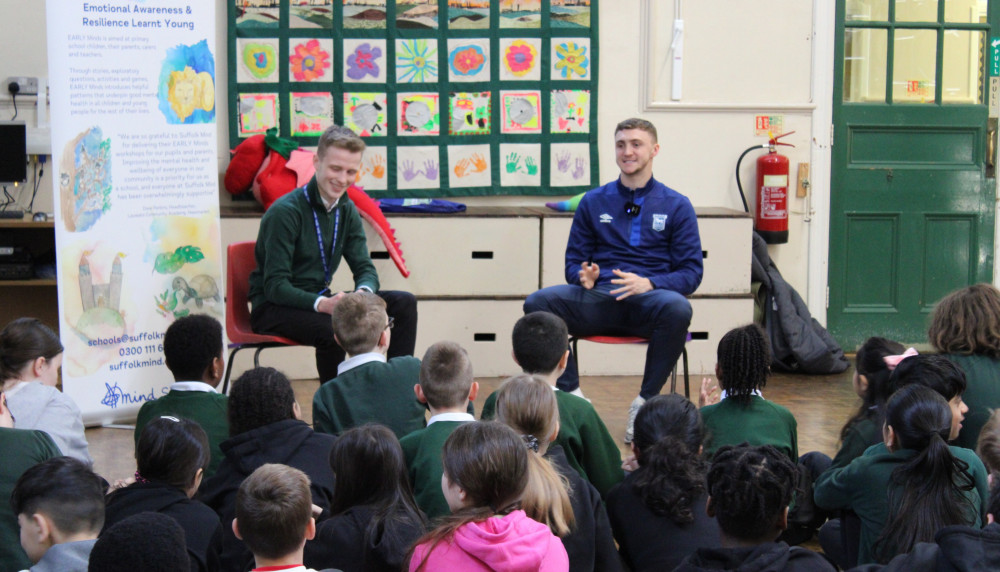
[134,314,228,477]
[399,341,478,520]
[481,311,623,497]
[11,457,105,572]
[408,421,568,571]
[699,324,798,462]
[675,444,835,571]
[312,292,425,439]
[304,424,426,572]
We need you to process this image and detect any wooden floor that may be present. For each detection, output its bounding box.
[86,367,860,484]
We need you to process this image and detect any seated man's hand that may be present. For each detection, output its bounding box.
[316,291,346,315]
[579,262,600,290]
[609,269,653,300]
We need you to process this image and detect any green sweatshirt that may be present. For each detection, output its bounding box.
[248,178,378,311]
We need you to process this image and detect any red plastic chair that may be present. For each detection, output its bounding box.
[569,333,691,397]
[223,241,299,394]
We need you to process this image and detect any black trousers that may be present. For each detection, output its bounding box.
[250,290,418,382]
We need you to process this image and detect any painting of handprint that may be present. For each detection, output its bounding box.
[356,147,388,191]
[500,143,541,187]
[448,144,491,188]
[396,146,439,190]
[550,143,590,187]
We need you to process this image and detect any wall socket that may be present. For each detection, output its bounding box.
[5,76,39,96]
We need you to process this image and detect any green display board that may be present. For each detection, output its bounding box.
[228,0,599,198]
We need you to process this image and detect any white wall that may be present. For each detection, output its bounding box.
[0,0,833,308]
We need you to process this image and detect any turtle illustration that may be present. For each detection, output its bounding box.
[172,275,220,308]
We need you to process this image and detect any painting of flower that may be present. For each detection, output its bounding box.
[504,40,537,78]
[346,42,382,81]
[449,45,486,77]
[237,38,279,82]
[290,39,331,82]
[554,41,590,80]
[396,39,438,83]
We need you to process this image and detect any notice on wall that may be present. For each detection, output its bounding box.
[47,1,222,425]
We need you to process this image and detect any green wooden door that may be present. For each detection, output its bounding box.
[828,0,997,349]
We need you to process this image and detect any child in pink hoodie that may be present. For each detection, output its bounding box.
[408,421,569,572]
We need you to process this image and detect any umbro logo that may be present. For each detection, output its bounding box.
[600,213,613,223]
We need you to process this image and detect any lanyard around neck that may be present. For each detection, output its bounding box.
[302,185,340,284]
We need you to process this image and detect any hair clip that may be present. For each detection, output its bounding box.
[883,348,918,371]
[160,415,181,422]
[134,470,150,484]
[521,434,540,453]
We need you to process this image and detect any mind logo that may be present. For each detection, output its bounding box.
[652,214,667,231]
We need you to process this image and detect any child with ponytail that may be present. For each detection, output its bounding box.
[408,421,568,572]
[494,374,619,572]
[606,394,719,571]
[814,384,989,564]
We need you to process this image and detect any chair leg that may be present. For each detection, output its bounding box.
[682,347,690,398]
[570,336,579,383]
[670,363,678,394]
[253,346,266,367]
[222,346,244,395]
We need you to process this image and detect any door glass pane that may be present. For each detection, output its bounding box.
[844,29,888,102]
[892,29,937,103]
[942,30,984,104]
[895,0,939,22]
[945,0,987,23]
[846,0,889,21]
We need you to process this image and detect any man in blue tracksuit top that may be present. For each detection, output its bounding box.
[524,118,703,443]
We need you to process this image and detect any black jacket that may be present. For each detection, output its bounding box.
[545,444,621,572]
[303,504,424,572]
[104,481,223,572]
[674,542,836,571]
[198,419,337,572]
[849,522,1000,572]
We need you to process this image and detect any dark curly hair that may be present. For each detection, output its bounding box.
[228,367,297,436]
[163,314,223,382]
[630,394,706,524]
[716,324,771,407]
[706,444,798,542]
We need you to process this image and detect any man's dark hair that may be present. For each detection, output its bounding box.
[11,456,105,535]
[614,118,658,143]
[316,124,365,159]
[706,444,798,542]
[163,315,223,383]
[228,367,297,436]
[511,312,568,375]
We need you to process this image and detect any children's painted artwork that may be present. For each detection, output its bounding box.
[395,39,438,83]
[500,91,541,134]
[396,146,440,190]
[553,39,591,80]
[289,0,334,28]
[448,144,491,188]
[159,40,216,124]
[344,0,387,29]
[235,0,279,28]
[357,146,388,191]
[500,38,540,81]
[447,39,489,83]
[291,92,334,136]
[236,38,279,83]
[397,1,438,29]
[499,0,541,28]
[238,93,279,136]
[551,0,591,28]
[146,214,223,321]
[59,127,111,233]
[449,91,491,135]
[551,90,590,133]
[344,39,387,83]
[550,143,591,187]
[344,93,387,136]
[448,0,488,29]
[500,143,541,187]
[398,93,440,136]
[289,39,332,82]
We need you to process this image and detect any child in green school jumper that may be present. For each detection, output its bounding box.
[814,384,989,565]
[399,341,479,520]
[480,311,623,497]
[135,315,228,477]
[312,292,424,439]
[699,324,798,462]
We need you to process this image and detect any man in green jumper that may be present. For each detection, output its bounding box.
[247,125,417,382]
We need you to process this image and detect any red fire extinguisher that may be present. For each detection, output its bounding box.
[736,131,794,244]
